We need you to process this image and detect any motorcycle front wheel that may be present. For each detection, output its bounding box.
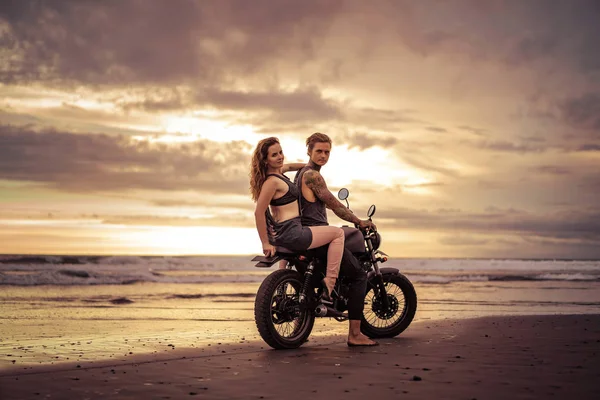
[254,269,315,349]
[361,273,417,338]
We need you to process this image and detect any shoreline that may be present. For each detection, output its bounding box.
[2,314,599,399]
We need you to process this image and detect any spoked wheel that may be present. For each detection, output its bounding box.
[361,273,417,338]
[254,269,315,349]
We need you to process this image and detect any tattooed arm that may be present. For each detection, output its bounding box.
[304,170,377,230]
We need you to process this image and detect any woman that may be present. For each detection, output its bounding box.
[250,137,344,299]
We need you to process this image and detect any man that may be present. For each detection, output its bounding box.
[295,132,378,347]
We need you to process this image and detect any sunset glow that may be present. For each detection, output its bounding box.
[1,1,599,258]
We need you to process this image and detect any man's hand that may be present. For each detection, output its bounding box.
[358,219,377,231]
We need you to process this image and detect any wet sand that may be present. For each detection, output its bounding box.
[1,314,599,400]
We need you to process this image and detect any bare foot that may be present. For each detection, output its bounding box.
[347,332,378,346]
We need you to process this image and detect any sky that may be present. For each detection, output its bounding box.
[0,0,599,258]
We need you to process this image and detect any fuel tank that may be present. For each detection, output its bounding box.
[341,226,366,253]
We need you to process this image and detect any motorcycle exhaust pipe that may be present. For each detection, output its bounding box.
[315,304,347,319]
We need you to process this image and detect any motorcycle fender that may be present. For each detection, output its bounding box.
[367,267,399,280]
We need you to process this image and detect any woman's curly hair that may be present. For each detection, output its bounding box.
[249,137,280,202]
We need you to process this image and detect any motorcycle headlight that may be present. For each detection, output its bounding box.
[371,232,382,251]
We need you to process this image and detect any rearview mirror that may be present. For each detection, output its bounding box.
[338,188,349,201]
[367,204,376,218]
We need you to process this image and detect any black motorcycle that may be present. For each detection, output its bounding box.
[252,188,417,349]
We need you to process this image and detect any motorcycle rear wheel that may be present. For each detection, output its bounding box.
[361,273,417,338]
[254,269,315,349]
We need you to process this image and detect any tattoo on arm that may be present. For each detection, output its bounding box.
[304,171,361,224]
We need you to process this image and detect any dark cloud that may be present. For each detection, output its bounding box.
[426,127,447,133]
[2,0,598,92]
[0,124,251,194]
[559,93,600,135]
[376,206,600,243]
[338,132,397,150]
[348,107,420,131]
[0,0,343,85]
[378,0,600,74]
[197,87,343,123]
[577,144,600,152]
[117,89,189,112]
[535,166,571,176]
[472,139,547,153]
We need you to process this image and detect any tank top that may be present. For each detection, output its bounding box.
[294,166,328,227]
[268,174,299,206]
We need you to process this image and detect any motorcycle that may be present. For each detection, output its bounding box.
[252,188,417,349]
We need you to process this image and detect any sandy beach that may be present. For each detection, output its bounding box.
[2,257,600,399]
[1,314,599,400]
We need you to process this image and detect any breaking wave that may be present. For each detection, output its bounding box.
[1,255,599,286]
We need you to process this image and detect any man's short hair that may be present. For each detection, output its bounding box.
[306,132,332,152]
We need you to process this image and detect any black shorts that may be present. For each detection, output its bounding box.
[269,217,313,251]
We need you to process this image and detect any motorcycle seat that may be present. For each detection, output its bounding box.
[276,246,296,254]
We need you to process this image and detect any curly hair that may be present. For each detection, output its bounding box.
[306,132,332,152]
[249,137,280,202]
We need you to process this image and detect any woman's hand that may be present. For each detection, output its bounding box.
[263,243,276,257]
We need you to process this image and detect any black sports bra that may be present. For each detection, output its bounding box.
[268,174,299,206]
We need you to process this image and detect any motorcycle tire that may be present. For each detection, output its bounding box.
[361,273,417,338]
[254,269,315,349]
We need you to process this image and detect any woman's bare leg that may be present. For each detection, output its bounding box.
[307,226,344,294]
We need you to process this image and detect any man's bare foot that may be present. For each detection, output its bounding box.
[347,319,378,346]
[347,332,378,346]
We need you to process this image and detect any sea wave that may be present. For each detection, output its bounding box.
[1,268,599,286]
[1,255,599,286]
[411,272,600,284]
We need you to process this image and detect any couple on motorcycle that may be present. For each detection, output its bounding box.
[250,132,378,347]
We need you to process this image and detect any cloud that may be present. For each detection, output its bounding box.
[577,144,600,152]
[382,0,600,74]
[338,132,397,150]
[0,0,344,85]
[398,154,460,178]
[376,206,600,243]
[473,139,547,153]
[101,213,254,228]
[426,127,447,133]
[197,87,343,123]
[458,125,487,136]
[535,166,571,176]
[0,124,252,194]
[438,235,490,246]
[559,92,600,135]
[150,197,253,213]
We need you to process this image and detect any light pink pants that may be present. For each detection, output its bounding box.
[307,226,344,279]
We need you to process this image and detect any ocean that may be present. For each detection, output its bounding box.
[2,254,599,286]
[1,255,599,368]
